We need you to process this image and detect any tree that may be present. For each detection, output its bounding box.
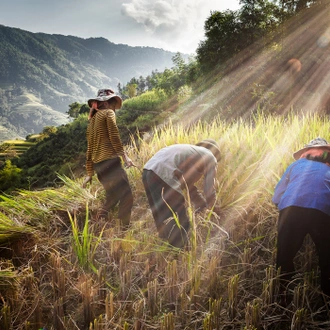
[67,102,81,119]
[197,10,242,72]
[172,52,186,73]
[239,0,280,46]
[79,104,90,115]
[127,84,137,98]
[0,160,22,192]
[42,126,57,138]
[280,0,319,15]
[117,82,124,99]
[137,76,147,95]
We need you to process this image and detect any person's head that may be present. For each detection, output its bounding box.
[196,139,221,162]
[96,98,118,110]
[88,88,122,110]
[293,137,330,160]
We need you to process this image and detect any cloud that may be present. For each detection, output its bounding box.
[0,0,239,55]
[121,0,209,53]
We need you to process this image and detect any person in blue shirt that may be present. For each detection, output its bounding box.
[273,137,330,297]
[142,139,221,249]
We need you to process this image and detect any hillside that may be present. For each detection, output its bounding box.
[0,24,182,141]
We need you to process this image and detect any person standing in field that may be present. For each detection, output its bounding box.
[273,137,330,297]
[142,139,221,248]
[82,89,134,229]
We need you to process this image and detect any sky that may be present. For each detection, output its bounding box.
[0,0,240,54]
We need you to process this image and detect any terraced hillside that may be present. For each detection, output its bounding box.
[0,139,36,161]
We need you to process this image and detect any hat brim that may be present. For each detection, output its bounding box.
[293,145,330,160]
[88,95,122,109]
[196,140,221,162]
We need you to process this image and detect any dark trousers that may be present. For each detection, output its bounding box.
[277,206,330,295]
[142,169,189,248]
[94,158,133,227]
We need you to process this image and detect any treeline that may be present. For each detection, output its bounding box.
[196,0,322,72]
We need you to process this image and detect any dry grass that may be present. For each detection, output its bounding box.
[0,112,330,329]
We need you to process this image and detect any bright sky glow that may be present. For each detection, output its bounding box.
[0,0,240,54]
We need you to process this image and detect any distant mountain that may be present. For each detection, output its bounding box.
[0,24,181,141]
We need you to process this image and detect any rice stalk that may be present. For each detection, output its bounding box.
[0,303,11,330]
[293,284,306,309]
[53,297,65,330]
[245,299,261,330]
[133,298,145,330]
[291,308,307,330]
[120,269,132,299]
[81,276,94,327]
[189,263,202,304]
[90,314,103,330]
[261,266,280,305]
[50,253,66,300]
[123,321,129,329]
[0,262,19,290]
[242,247,252,279]
[147,279,158,317]
[166,259,178,305]
[105,291,114,320]
[97,265,106,300]
[206,256,220,296]
[160,312,174,330]
[203,297,223,329]
[228,274,239,319]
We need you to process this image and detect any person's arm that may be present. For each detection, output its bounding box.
[83,125,94,187]
[203,159,217,208]
[188,185,207,210]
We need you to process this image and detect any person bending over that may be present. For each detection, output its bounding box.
[142,139,221,248]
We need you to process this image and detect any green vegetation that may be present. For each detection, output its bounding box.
[8,117,88,190]
[0,113,329,329]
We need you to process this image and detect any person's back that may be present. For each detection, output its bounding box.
[144,143,217,197]
[273,137,330,300]
[273,157,330,215]
[87,109,123,164]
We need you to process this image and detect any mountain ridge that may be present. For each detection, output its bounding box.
[0,24,183,141]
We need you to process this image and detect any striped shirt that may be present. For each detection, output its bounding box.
[86,109,124,176]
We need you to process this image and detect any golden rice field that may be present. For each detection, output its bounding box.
[0,112,329,330]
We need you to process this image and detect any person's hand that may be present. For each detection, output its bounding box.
[123,153,135,168]
[88,101,99,119]
[82,176,92,188]
[125,158,134,168]
[91,101,98,110]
